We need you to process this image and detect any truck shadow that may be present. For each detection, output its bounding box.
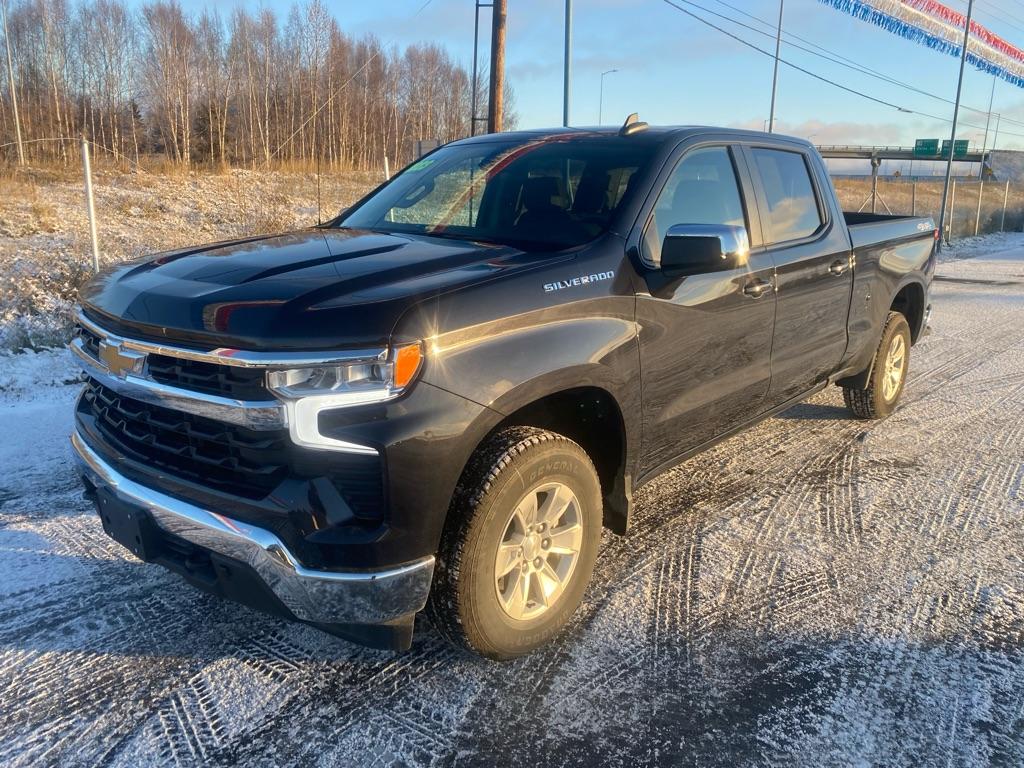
[775,402,849,420]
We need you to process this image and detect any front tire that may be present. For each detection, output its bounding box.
[427,426,602,660]
[843,311,911,419]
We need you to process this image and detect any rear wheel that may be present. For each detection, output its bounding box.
[427,426,602,660]
[843,311,911,419]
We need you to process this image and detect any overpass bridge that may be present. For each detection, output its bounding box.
[815,144,991,214]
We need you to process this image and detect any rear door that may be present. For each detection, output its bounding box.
[741,144,853,405]
[632,140,777,477]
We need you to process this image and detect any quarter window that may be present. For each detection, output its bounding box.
[750,148,823,244]
[642,146,747,264]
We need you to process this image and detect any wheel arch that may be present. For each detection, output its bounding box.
[890,280,927,343]
[837,277,927,390]
[454,371,638,535]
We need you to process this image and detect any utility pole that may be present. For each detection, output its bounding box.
[487,0,506,134]
[563,0,572,127]
[1,0,24,165]
[937,0,974,249]
[768,0,784,133]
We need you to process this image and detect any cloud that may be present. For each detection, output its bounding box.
[728,118,905,145]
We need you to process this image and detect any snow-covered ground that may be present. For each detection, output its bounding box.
[1,234,1023,766]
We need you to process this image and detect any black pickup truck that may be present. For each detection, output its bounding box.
[71,119,935,659]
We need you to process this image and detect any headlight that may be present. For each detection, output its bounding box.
[266,343,423,404]
[266,343,423,453]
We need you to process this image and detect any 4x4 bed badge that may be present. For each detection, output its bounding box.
[544,271,615,293]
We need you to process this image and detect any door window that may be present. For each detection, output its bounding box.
[750,148,823,244]
[642,146,747,264]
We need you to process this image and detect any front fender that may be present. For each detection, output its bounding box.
[427,308,636,408]
[416,302,642,487]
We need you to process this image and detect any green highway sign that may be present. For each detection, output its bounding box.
[940,139,970,158]
[914,138,939,156]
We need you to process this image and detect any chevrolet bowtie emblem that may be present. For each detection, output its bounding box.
[97,340,146,379]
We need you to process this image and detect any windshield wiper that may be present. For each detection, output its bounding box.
[421,230,507,246]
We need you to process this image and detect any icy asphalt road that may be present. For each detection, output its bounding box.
[1,239,1023,767]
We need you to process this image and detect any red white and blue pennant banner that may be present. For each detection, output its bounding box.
[818,0,1024,87]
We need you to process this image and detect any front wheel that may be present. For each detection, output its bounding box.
[427,426,602,660]
[843,311,912,419]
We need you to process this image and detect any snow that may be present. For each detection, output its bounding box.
[0,348,80,401]
[938,230,1024,262]
[0,233,1023,766]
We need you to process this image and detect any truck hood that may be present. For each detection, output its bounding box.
[80,228,546,350]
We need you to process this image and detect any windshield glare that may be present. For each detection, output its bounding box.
[337,137,653,250]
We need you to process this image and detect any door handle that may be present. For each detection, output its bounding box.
[743,278,774,298]
[829,259,849,276]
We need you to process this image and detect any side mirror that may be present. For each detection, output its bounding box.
[660,224,749,277]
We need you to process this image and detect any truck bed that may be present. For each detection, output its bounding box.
[843,211,936,251]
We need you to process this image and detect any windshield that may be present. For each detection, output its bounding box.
[337,136,655,250]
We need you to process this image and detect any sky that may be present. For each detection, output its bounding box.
[170,0,1024,158]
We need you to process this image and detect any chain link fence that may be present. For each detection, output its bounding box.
[832,177,1024,240]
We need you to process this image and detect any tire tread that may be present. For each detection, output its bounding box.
[426,426,597,658]
[843,310,910,420]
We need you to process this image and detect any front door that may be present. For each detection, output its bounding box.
[634,143,777,477]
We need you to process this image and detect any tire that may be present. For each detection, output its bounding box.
[426,426,602,660]
[843,311,912,420]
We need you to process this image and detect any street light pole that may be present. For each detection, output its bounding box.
[598,69,618,125]
[936,0,974,249]
[991,112,1000,177]
[563,0,572,127]
[979,75,996,179]
[768,0,784,133]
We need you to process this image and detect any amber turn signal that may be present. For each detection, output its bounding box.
[393,343,423,389]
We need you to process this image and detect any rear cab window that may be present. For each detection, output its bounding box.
[749,148,824,244]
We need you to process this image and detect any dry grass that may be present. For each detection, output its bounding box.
[0,165,379,350]
[833,178,1024,237]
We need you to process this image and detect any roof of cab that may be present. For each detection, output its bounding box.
[449,125,814,150]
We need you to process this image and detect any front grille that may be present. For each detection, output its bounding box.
[78,379,386,517]
[74,320,269,400]
[147,355,270,400]
[76,324,102,358]
[81,379,289,499]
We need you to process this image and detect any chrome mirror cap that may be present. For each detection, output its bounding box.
[664,223,750,261]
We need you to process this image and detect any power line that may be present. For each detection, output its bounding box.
[704,0,1024,128]
[657,0,1024,140]
[973,0,1024,38]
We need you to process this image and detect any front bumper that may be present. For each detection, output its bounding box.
[72,429,435,627]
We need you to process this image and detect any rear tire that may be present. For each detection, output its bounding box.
[843,311,911,420]
[427,426,602,660]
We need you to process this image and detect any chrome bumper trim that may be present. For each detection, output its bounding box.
[71,337,287,431]
[72,430,435,625]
